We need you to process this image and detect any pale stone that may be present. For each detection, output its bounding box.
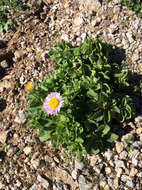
[73,16,84,26]
[0,80,12,91]
[37,175,49,189]
[55,167,78,190]
[115,167,123,177]
[114,160,125,169]
[79,175,93,190]
[23,147,32,155]
[126,180,135,188]
[89,156,98,166]
[71,170,77,180]
[132,53,139,62]
[100,180,106,188]
[113,177,119,189]
[61,34,69,42]
[115,142,123,153]
[31,159,39,168]
[75,159,84,170]
[129,167,138,177]
[14,50,26,60]
[104,184,110,190]
[136,127,142,135]
[119,150,128,160]
[105,167,111,175]
[0,130,8,144]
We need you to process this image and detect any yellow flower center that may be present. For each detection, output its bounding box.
[25,82,34,91]
[49,97,59,109]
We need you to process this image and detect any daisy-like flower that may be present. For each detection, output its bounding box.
[25,81,34,91]
[43,92,64,115]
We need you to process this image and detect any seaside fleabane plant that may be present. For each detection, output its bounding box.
[43,92,64,115]
[27,38,138,159]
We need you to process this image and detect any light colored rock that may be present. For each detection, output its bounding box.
[0,60,8,68]
[119,150,128,160]
[61,34,69,41]
[113,177,119,189]
[31,159,40,168]
[107,178,113,189]
[73,16,84,26]
[114,160,125,169]
[105,167,111,175]
[115,142,123,153]
[15,180,21,187]
[0,130,8,144]
[55,167,78,190]
[126,180,135,188]
[81,33,87,41]
[100,180,106,188]
[78,0,101,13]
[126,32,134,43]
[23,147,32,155]
[104,150,113,160]
[14,50,26,60]
[136,127,142,135]
[129,167,138,177]
[131,158,138,166]
[121,175,129,182]
[71,170,77,180]
[29,184,39,190]
[89,156,98,166]
[104,184,110,190]
[135,115,142,124]
[132,20,139,30]
[14,110,28,124]
[75,159,84,170]
[78,175,93,190]
[132,53,139,62]
[0,80,12,92]
[37,174,49,189]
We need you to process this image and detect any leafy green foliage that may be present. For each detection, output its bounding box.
[27,38,137,159]
[0,0,22,32]
[121,0,142,18]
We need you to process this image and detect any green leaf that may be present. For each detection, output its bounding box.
[90,148,100,155]
[107,133,118,143]
[102,125,110,137]
[38,130,52,142]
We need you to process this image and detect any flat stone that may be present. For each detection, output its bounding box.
[107,178,113,189]
[104,150,113,160]
[61,34,69,42]
[23,147,32,155]
[0,80,12,92]
[78,175,93,190]
[129,167,138,177]
[0,60,8,68]
[119,150,128,160]
[75,159,84,170]
[105,167,111,175]
[115,142,123,153]
[14,50,26,60]
[132,53,139,62]
[114,160,125,169]
[71,170,77,180]
[29,184,39,190]
[0,130,8,144]
[126,32,134,43]
[73,16,84,26]
[126,180,135,188]
[37,174,49,189]
[121,175,129,182]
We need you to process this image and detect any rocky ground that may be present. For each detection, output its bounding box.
[0,0,142,189]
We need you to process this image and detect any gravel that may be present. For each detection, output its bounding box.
[0,0,142,189]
